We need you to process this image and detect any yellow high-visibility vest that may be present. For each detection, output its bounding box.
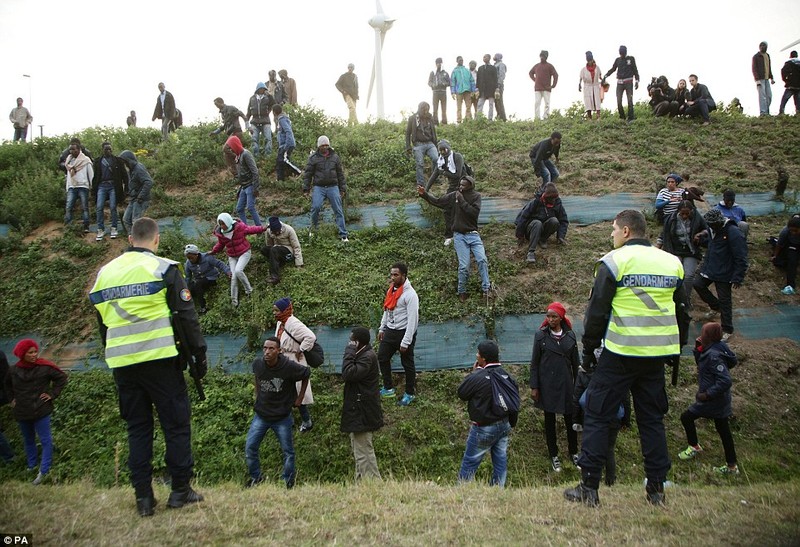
[89,251,178,368]
[597,244,684,357]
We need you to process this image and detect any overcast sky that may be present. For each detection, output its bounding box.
[2,0,799,139]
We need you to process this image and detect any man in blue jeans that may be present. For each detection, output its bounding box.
[92,142,129,241]
[457,340,519,487]
[246,82,275,158]
[64,141,94,232]
[245,336,309,489]
[303,135,349,242]
[418,176,491,301]
[405,102,437,187]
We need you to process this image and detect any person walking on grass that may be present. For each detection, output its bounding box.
[273,297,316,434]
[92,142,128,241]
[341,326,384,481]
[5,339,68,486]
[245,336,310,489]
[677,322,739,475]
[210,212,266,308]
[457,340,519,487]
[378,262,420,406]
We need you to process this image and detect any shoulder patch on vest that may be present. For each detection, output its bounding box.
[180,288,192,302]
[717,364,724,372]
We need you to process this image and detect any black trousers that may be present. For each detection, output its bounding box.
[693,276,734,333]
[113,358,194,498]
[543,411,577,458]
[680,409,737,466]
[378,328,417,395]
[261,245,293,277]
[188,277,216,309]
[577,350,670,490]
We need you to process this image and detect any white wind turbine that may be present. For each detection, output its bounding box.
[366,0,395,120]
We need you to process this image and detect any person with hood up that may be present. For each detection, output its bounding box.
[405,101,438,187]
[246,82,275,158]
[515,182,569,264]
[303,135,349,242]
[341,326,384,481]
[418,175,491,301]
[779,50,800,115]
[693,209,748,340]
[5,339,68,485]
[677,322,739,475]
[657,200,708,307]
[184,244,231,315]
[120,150,154,234]
[210,212,266,308]
[425,139,466,245]
[530,302,580,473]
[226,135,262,227]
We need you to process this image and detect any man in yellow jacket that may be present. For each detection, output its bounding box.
[565,210,689,507]
[90,217,207,517]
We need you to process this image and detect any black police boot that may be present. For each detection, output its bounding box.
[136,495,157,517]
[167,486,204,508]
[564,482,600,507]
[645,479,665,506]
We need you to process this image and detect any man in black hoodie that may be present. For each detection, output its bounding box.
[515,182,569,264]
[418,175,491,301]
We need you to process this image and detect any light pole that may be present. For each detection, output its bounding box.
[22,74,32,142]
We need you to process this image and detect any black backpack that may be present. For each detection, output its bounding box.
[463,162,474,177]
[284,329,325,368]
[488,368,520,414]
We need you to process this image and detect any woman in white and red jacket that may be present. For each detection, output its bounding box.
[211,212,265,307]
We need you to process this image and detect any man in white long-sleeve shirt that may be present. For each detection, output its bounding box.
[377,262,420,406]
[64,140,94,233]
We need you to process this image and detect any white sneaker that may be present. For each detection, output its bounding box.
[95,230,105,241]
[110,227,118,239]
[781,285,796,295]
[444,238,453,246]
[721,332,732,342]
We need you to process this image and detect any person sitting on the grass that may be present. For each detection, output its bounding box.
[184,244,231,315]
[260,216,303,285]
[714,189,749,239]
[684,74,716,125]
[654,173,684,224]
[514,182,569,265]
[770,214,800,295]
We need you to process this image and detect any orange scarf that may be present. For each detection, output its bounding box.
[383,282,404,311]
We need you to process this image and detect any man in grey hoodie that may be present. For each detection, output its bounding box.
[120,150,154,234]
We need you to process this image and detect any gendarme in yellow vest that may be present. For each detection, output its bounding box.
[598,244,684,357]
[89,251,178,368]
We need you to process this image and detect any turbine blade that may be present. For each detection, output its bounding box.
[376,0,384,15]
[781,38,800,51]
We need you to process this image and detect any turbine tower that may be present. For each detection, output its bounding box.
[367,0,395,120]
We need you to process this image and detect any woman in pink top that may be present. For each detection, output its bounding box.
[211,212,266,307]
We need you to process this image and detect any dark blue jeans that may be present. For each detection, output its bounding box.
[18,415,52,473]
[245,413,295,487]
[95,182,118,231]
[65,187,90,229]
[577,350,671,490]
[458,419,511,487]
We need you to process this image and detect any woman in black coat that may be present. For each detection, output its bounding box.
[341,327,384,481]
[529,302,580,473]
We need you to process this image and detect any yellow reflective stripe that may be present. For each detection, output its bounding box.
[105,335,178,360]
[610,315,677,328]
[106,316,172,339]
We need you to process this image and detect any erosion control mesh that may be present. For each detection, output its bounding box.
[4,304,797,373]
